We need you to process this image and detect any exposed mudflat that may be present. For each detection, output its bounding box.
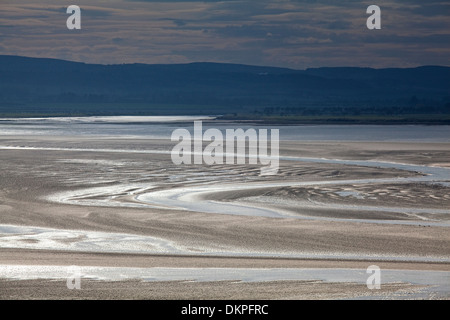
[0,132,449,299]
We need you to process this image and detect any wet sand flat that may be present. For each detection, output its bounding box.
[0,135,449,299]
[0,279,429,300]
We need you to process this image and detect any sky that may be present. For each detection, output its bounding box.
[1,0,449,69]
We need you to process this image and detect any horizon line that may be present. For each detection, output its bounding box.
[1,54,449,71]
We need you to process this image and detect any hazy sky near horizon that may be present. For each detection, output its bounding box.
[1,0,449,69]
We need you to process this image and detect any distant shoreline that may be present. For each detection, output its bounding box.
[1,113,450,125]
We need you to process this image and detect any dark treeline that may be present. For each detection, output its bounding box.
[259,100,450,117]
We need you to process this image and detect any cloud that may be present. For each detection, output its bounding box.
[0,0,449,68]
[407,3,450,17]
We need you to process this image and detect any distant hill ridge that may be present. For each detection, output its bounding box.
[0,55,449,117]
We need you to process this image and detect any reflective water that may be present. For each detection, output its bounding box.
[1,116,449,141]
